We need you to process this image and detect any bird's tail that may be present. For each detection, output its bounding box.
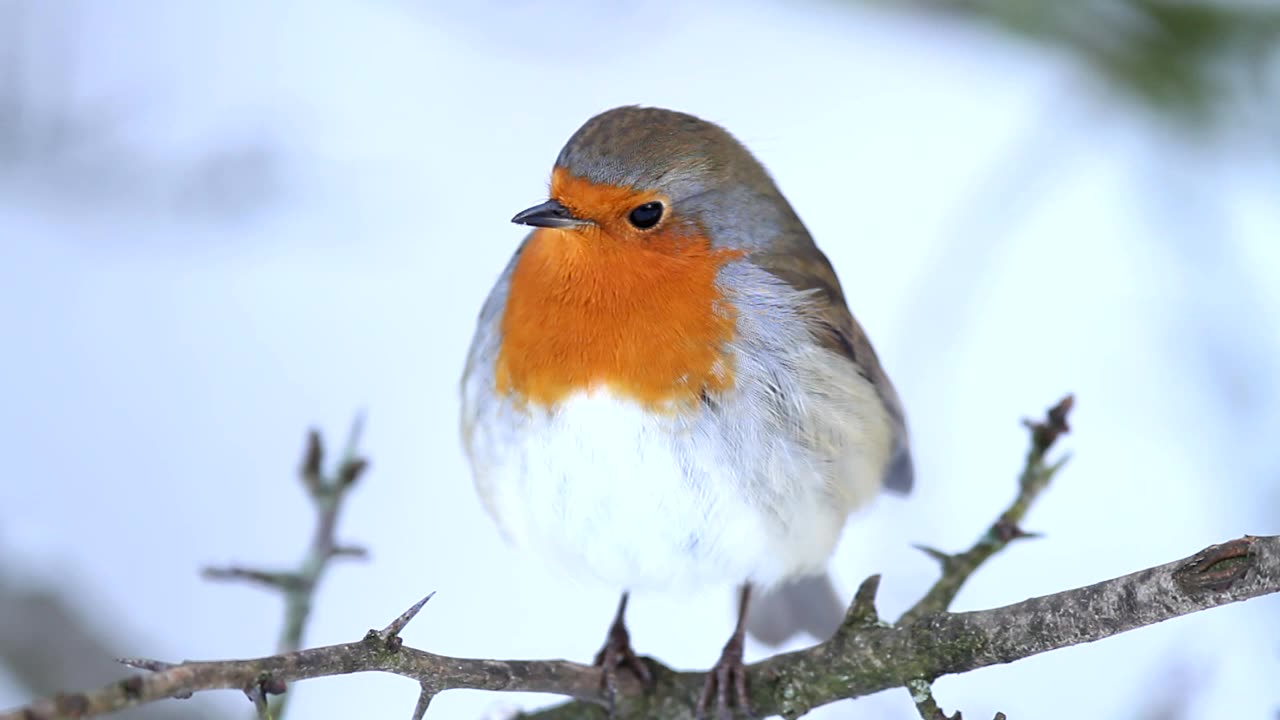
[745,572,845,647]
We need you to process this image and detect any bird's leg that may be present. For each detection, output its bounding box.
[593,592,654,714]
[697,583,754,720]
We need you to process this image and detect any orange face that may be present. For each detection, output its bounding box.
[495,167,743,412]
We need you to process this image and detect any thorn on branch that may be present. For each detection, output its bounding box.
[991,519,1041,544]
[913,544,954,568]
[117,657,174,672]
[116,658,194,699]
[328,544,370,560]
[201,566,306,592]
[842,574,882,628]
[381,592,436,639]
[370,592,437,651]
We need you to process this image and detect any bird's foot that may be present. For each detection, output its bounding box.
[696,631,752,720]
[593,616,654,715]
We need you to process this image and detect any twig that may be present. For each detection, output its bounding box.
[201,415,370,719]
[4,534,1277,719]
[409,684,434,720]
[907,678,1007,720]
[894,395,1072,714]
[899,394,1074,626]
[906,677,944,719]
[200,568,304,591]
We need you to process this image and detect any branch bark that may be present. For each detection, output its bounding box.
[5,396,1277,720]
[3,534,1276,720]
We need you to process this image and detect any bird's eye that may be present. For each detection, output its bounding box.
[627,202,664,230]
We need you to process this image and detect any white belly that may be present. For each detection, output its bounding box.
[468,389,847,593]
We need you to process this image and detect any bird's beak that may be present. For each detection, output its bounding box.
[510,199,588,229]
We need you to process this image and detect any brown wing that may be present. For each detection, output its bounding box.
[751,243,914,494]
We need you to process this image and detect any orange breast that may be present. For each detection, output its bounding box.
[495,226,742,411]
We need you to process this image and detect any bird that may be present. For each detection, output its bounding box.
[458,105,913,719]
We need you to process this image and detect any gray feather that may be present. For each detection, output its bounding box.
[746,573,845,647]
[883,444,914,495]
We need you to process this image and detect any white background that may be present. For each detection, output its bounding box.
[2,1,1278,719]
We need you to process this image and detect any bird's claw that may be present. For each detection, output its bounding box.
[696,633,753,720]
[593,618,654,715]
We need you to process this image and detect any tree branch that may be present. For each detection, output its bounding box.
[3,534,1276,720]
[900,394,1072,627]
[199,416,369,718]
[5,397,1277,720]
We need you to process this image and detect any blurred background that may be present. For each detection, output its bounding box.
[1,1,1278,718]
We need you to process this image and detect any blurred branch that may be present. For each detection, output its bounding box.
[0,418,367,720]
[0,575,214,720]
[201,416,370,719]
[880,0,1280,132]
[7,397,1280,720]
[0,0,282,218]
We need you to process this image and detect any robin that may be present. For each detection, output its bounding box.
[459,106,913,719]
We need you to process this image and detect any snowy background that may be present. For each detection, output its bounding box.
[1,1,1278,718]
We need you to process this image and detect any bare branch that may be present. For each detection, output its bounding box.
[3,534,1276,720]
[201,567,304,591]
[200,415,371,719]
[899,394,1074,626]
[329,545,370,560]
[890,394,1072,712]
[6,395,1278,720]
